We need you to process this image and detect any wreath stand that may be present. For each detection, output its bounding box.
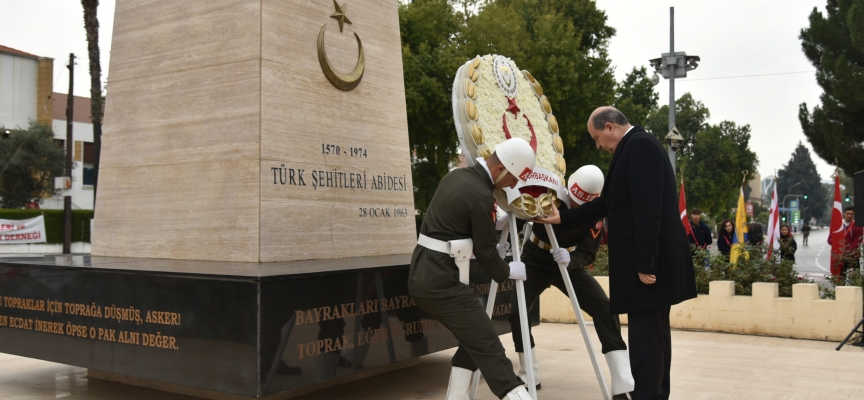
[835,243,864,351]
[468,216,611,400]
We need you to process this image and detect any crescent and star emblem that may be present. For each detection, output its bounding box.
[502,97,538,152]
[317,1,365,91]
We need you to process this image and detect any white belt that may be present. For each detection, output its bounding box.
[417,234,473,285]
[528,232,575,252]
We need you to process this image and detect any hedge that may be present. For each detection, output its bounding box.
[0,209,94,244]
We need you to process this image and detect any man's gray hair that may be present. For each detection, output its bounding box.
[592,108,629,130]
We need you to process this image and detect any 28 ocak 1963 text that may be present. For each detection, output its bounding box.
[359,207,410,218]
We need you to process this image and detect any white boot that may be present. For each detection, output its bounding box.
[517,348,541,390]
[445,367,473,400]
[505,385,533,400]
[605,350,635,396]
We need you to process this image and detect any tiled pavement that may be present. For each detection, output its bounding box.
[1,323,862,399]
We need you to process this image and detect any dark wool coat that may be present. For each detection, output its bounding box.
[557,127,697,314]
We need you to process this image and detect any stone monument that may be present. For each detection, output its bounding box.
[0,2,530,399]
[93,0,416,263]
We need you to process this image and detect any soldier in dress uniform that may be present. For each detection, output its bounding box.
[409,138,535,400]
[508,165,635,399]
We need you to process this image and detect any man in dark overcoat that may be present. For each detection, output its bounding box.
[534,107,696,400]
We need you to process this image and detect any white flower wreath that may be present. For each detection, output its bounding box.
[452,55,567,218]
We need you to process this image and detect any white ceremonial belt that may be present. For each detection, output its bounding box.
[528,232,575,252]
[417,234,473,285]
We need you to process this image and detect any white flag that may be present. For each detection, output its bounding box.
[765,184,781,259]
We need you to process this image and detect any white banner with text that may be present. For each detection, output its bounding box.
[0,216,47,244]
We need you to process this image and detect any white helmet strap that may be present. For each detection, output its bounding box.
[493,168,509,185]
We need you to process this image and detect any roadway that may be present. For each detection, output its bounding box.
[789,228,832,287]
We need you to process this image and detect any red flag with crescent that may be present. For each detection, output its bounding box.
[679,178,692,237]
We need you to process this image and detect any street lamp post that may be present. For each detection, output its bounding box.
[783,182,802,226]
[782,192,806,227]
[649,7,700,178]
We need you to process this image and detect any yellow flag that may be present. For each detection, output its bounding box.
[729,187,749,263]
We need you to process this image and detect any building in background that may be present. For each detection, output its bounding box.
[0,45,53,128]
[762,175,776,205]
[0,44,94,210]
[41,92,95,210]
[748,172,762,206]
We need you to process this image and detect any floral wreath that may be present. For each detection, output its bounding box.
[452,55,566,218]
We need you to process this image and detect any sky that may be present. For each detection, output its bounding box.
[595,0,832,181]
[0,0,834,180]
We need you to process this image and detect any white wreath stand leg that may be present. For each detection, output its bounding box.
[544,224,611,400]
[468,213,537,399]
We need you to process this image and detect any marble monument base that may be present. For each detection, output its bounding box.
[0,255,534,399]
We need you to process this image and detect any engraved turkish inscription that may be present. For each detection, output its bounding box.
[0,295,182,350]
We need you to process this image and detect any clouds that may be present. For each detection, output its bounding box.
[596,0,832,180]
[0,0,115,99]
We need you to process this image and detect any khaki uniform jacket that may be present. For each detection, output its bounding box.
[409,163,511,298]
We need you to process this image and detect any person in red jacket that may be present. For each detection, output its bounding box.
[828,206,863,276]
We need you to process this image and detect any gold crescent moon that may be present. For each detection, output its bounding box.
[317,24,365,91]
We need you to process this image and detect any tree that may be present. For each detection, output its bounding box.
[614,66,659,127]
[776,143,829,223]
[799,0,864,175]
[82,0,104,202]
[644,92,710,160]
[400,0,464,218]
[0,124,65,208]
[462,0,618,171]
[839,169,856,207]
[400,0,618,217]
[642,93,758,217]
[681,121,758,217]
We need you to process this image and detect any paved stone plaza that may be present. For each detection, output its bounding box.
[0,323,861,399]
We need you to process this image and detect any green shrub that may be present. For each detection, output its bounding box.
[588,242,808,298]
[691,244,808,297]
[823,269,864,302]
[587,245,609,276]
[0,209,93,244]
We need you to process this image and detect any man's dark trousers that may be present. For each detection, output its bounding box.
[413,294,523,399]
[508,252,625,354]
[628,306,671,400]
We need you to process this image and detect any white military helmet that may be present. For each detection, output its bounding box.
[567,165,604,205]
[494,138,536,183]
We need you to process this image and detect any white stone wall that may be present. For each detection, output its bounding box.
[0,242,91,254]
[39,119,96,210]
[540,276,864,341]
[0,53,37,129]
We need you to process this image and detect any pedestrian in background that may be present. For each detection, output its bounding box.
[717,219,734,257]
[801,223,811,246]
[688,208,713,252]
[828,206,863,276]
[748,223,764,246]
[778,224,797,262]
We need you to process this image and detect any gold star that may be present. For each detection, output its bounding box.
[330,1,352,32]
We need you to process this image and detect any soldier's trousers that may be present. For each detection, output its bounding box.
[413,294,523,398]
[509,262,626,354]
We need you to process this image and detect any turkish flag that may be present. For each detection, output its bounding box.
[829,174,845,275]
[679,179,692,237]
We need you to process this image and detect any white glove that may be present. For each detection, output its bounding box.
[551,248,570,265]
[496,242,510,259]
[509,261,526,281]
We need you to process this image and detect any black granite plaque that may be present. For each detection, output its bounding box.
[0,256,536,398]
